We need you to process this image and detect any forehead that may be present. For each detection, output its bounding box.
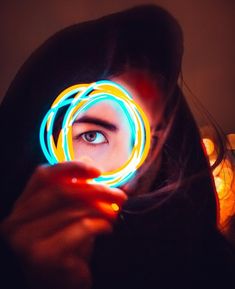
[77,99,128,123]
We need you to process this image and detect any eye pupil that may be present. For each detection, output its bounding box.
[85,132,97,142]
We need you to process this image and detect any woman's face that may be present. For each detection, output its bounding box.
[72,70,163,172]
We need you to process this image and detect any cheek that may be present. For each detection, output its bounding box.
[110,136,132,162]
[73,143,109,159]
[73,143,111,171]
[102,133,132,171]
[72,133,132,172]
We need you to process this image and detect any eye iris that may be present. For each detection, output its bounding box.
[85,132,97,142]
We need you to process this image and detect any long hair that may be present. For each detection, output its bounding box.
[0,5,234,288]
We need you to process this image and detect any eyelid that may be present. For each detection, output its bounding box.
[73,129,107,138]
[73,130,109,144]
[72,123,110,136]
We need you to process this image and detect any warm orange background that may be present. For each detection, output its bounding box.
[1,0,235,133]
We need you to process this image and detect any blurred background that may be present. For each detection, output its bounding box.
[1,0,235,229]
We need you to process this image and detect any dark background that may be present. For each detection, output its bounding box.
[1,0,235,133]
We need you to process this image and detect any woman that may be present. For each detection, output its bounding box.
[0,4,234,289]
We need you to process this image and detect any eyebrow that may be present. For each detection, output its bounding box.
[73,116,119,132]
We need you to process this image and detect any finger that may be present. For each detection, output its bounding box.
[58,182,127,206]
[33,218,112,261]
[57,183,127,221]
[19,161,101,201]
[9,183,124,232]
[92,200,120,220]
[46,161,101,181]
[15,201,119,242]
[12,181,127,224]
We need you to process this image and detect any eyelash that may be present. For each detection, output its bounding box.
[73,130,108,147]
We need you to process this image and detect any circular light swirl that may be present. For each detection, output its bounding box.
[39,80,151,187]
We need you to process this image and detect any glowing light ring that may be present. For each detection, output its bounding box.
[39,80,151,187]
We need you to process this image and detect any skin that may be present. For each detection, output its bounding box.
[72,99,133,172]
[72,70,163,172]
[0,69,163,289]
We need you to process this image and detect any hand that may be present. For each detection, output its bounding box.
[0,161,127,289]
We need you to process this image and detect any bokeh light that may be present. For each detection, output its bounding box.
[202,133,235,229]
[202,138,215,155]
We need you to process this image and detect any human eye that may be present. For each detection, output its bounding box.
[75,130,108,145]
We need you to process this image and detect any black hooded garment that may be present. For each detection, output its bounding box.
[0,5,235,289]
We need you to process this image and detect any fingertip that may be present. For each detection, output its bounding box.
[71,161,102,177]
[110,187,128,201]
[89,167,102,178]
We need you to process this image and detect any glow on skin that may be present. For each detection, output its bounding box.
[72,70,163,174]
